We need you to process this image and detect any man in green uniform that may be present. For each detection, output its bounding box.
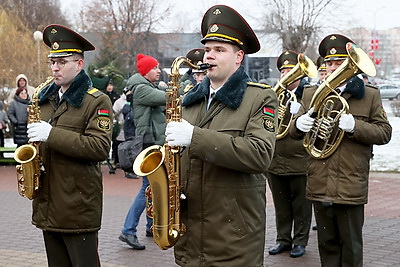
[267,50,312,258]
[27,24,113,266]
[165,5,278,266]
[290,34,392,266]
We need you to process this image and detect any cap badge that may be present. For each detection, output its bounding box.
[284,51,290,55]
[329,48,337,55]
[50,28,57,34]
[52,42,60,50]
[194,51,200,55]
[283,60,289,65]
[330,35,337,40]
[210,24,219,33]
[213,8,222,15]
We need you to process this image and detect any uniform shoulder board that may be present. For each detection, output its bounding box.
[366,84,378,90]
[87,87,103,98]
[247,81,271,89]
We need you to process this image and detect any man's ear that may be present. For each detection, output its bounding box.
[236,50,245,64]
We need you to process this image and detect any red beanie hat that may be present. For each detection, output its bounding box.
[136,54,158,76]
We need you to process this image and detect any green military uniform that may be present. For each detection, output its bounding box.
[173,5,278,266]
[267,50,312,257]
[33,24,112,266]
[290,34,392,267]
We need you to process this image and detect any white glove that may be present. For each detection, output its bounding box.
[165,119,194,147]
[27,120,52,142]
[295,108,315,133]
[339,113,355,133]
[290,101,301,114]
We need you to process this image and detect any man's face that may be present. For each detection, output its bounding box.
[318,70,327,81]
[143,65,161,83]
[203,41,244,86]
[194,72,206,84]
[18,78,27,88]
[325,59,345,76]
[280,67,300,91]
[49,55,83,91]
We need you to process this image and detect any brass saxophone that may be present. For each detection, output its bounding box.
[14,76,54,199]
[273,54,317,139]
[133,57,212,250]
[303,43,376,159]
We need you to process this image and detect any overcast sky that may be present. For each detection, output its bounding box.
[60,0,399,33]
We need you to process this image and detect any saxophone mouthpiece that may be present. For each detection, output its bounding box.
[198,63,215,70]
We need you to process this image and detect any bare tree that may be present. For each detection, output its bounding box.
[0,8,51,98]
[262,0,336,56]
[1,0,69,31]
[77,0,171,77]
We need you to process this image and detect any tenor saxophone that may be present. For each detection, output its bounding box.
[14,76,54,199]
[133,57,212,250]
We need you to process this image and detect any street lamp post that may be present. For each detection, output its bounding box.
[33,31,42,81]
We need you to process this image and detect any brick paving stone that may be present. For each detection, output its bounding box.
[1,164,399,266]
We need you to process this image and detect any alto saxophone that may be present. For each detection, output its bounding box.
[133,57,212,250]
[14,76,54,199]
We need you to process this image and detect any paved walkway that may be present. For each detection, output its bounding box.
[0,164,399,266]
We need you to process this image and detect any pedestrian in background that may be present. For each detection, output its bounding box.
[165,5,278,266]
[7,74,35,105]
[7,87,29,147]
[26,24,112,267]
[118,53,165,250]
[0,101,9,151]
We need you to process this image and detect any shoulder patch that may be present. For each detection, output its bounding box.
[87,87,103,98]
[247,81,271,89]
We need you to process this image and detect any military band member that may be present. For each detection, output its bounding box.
[267,50,312,258]
[290,34,392,267]
[316,56,327,85]
[27,24,112,266]
[165,5,278,266]
[181,48,207,93]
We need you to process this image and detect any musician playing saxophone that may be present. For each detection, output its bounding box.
[26,25,112,266]
[267,50,312,258]
[165,5,277,266]
[290,34,392,266]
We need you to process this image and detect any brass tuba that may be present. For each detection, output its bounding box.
[133,57,212,250]
[273,54,317,139]
[14,76,55,199]
[303,43,376,159]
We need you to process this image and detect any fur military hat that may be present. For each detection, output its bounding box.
[43,24,95,58]
[277,50,299,70]
[318,34,354,61]
[200,5,260,54]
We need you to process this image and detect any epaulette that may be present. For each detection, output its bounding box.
[366,84,378,90]
[247,81,271,89]
[87,87,103,98]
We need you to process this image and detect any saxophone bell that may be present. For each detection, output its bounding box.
[14,76,54,200]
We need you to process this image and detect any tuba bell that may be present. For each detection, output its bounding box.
[273,54,317,139]
[303,43,376,159]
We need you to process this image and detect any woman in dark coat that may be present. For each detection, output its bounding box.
[7,87,30,146]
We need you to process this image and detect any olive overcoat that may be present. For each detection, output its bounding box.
[32,70,113,232]
[290,77,392,204]
[174,66,278,266]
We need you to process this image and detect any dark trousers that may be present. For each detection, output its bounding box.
[43,231,100,267]
[313,201,364,267]
[267,173,312,246]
